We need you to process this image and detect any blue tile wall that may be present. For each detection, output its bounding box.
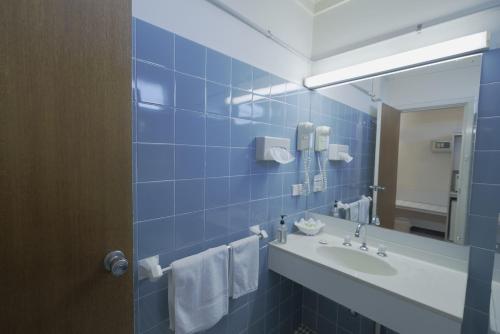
[306,91,376,215]
[133,18,307,334]
[301,287,394,334]
[132,18,377,334]
[462,49,500,334]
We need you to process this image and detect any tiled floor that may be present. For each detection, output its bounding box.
[294,324,317,334]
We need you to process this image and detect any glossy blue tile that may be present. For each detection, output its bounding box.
[135,19,174,68]
[229,202,250,234]
[232,59,252,91]
[302,307,317,331]
[252,98,270,123]
[227,304,250,334]
[468,246,494,281]
[137,103,174,143]
[138,289,169,333]
[137,143,174,182]
[337,305,360,333]
[175,145,205,179]
[136,181,174,221]
[175,72,205,112]
[250,199,268,225]
[175,211,204,249]
[270,101,286,126]
[270,75,287,102]
[138,217,174,258]
[175,110,205,145]
[251,174,268,200]
[297,91,310,111]
[175,179,204,214]
[268,197,283,220]
[207,82,230,116]
[302,288,318,311]
[480,48,500,84]
[174,35,205,77]
[142,321,172,334]
[285,104,299,128]
[475,117,500,150]
[473,150,500,184]
[205,177,230,209]
[206,49,231,85]
[462,306,489,334]
[465,276,492,313]
[478,82,500,117]
[248,292,267,324]
[470,183,500,218]
[206,147,229,177]
[318,295,338,320]
[136,62,174,106]
[232,88,253,119]
[230,148,251,175]
[267,173,283,197]
[230,118,254,148]
[253,67,270,96]
[468,214,497,250]
[204,206,229,240]
[206,114,230,146]
[229,175,251,204]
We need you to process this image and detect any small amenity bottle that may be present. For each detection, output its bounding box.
[277,215,287,244]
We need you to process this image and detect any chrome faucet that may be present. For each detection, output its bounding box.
[354,223,369,251]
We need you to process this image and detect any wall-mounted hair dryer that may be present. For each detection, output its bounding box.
[314,126,331,192]
[297,122,314,195]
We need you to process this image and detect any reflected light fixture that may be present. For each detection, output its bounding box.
[304,31,489,89]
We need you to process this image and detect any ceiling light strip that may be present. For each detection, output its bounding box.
[304,31,489,89]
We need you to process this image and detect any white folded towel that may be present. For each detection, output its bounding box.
[359,196,371,225]
[229,235,259,299]
[168,245,229,334]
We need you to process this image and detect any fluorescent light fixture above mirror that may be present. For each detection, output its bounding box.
[304,31,489,89]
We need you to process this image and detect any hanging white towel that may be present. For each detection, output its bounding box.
[349,200,360,223]
[168,245,229,334]
[229,235,259,299]
[359,196,371,225]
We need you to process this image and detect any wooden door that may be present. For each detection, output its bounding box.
[0,1,133,333]
[376,104,401,229]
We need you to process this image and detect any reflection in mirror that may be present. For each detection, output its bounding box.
[493,219,500,334]
[306,55,482,245]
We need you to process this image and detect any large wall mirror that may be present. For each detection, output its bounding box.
[306,55,482,246]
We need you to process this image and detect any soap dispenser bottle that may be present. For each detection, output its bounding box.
[277,215,287,244]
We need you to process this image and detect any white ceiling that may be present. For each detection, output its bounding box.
[214,0,500,62]
[311,0,500,59]
[295,0,351,15]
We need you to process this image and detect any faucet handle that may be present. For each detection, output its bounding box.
[377,244,387,257]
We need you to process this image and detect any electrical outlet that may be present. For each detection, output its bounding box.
[292,184,303,196]
[313,174,324,192]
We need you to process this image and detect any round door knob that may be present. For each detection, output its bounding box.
[104,250,128,277]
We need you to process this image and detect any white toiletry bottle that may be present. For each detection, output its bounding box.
[332,201,340,218]
[277,215,287,244]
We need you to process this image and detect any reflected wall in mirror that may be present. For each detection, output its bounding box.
[306,55,482,245]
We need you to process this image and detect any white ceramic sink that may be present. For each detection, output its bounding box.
[317,246,398,276]
[268,214,469,334]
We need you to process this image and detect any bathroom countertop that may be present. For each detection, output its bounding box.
[270,230,467,321]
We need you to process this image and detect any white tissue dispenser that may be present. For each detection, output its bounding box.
[256,136,294,164]
[328,144,353,162]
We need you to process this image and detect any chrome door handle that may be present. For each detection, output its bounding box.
[104,250,128,277]
[369,185,386,192]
